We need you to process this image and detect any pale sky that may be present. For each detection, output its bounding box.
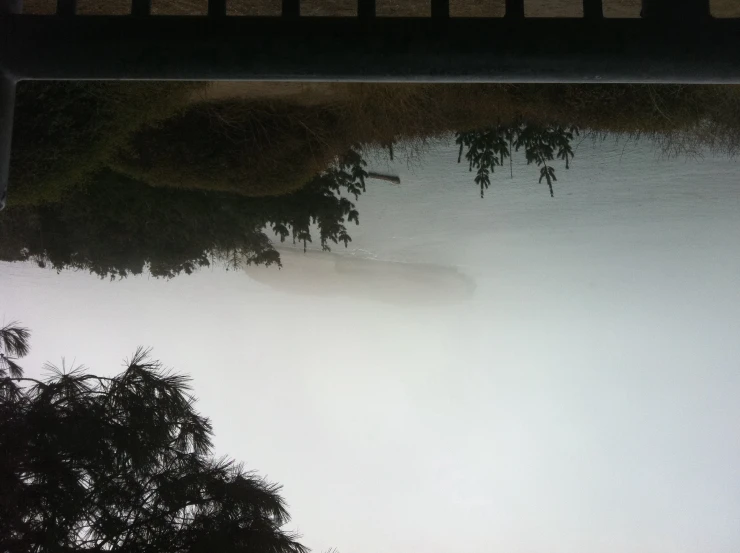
[2,138,740,553]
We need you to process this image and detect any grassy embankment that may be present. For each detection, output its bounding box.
[10,82,740,207]
[10,82,203,205]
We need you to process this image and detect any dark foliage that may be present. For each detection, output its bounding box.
[456,122,578,198]
[0,151,367,279]
[264,149,366,253]
[10,81,199,205]
[114,100,348,198]
[0,322,30,378]
[0,325,307,553]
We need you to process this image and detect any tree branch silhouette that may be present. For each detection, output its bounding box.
[0,323,307,553]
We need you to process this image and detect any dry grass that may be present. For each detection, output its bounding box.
[113,83,740,197]
[191,82,740,142]
[21,0,740,18]
[11,80,740,206]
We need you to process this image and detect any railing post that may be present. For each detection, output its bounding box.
[282,0,300,17]
[505,0,524,19]
[207,0,226,17]
[583,0,603,19]
[131,0,152,16]
[641,0,710,19]
[56,0,77,15]
[0,75,16,210]
[431,0,449,19]
[358,0,375,20]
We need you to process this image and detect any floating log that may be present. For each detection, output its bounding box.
[367,172,401,185]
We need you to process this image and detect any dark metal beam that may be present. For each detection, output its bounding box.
[2,17,740,83]
[0,75,15,211]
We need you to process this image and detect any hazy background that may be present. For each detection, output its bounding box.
[2,138,740,553]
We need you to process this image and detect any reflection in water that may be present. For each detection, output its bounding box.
[6,83,740,280]
[6,82,740,281]
[1,118,583,277]
[0,151,367,278]
[457,123,577,198]
[0,121,578,280]
[246,248,475,305]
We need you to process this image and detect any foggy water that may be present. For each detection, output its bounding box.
[3,138,740,553]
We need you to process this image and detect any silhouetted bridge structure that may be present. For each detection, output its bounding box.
[0,0,738,208]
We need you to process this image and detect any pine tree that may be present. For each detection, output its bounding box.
[0,325,307,553]
[0,322,29,379]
